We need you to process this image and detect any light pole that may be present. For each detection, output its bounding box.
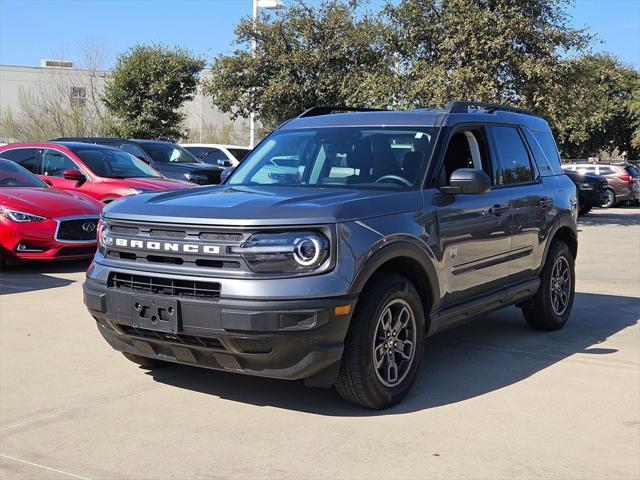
[250,0,284,148]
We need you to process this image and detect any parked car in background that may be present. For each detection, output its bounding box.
[181,143,251,167]
[562,169,608,215]
[54,138,224,185]
[563,162,640,208]
[0,159,102,263]
[0,142,192,203]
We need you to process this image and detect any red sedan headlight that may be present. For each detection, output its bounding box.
[0,206,47,223]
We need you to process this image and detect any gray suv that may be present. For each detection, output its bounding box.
[83,102,578,409]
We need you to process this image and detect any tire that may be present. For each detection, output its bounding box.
[578,206,591,216]
[521,240,575,331]
[122,352,170,369]
[335,273,426,409]
[601,188,616,208]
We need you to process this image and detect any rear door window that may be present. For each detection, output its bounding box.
[491,126,535,185]
[0,148,40,174]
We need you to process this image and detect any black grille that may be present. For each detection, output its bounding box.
[57,218,99,241]
[108,272,221,299]
[118,324,226,349]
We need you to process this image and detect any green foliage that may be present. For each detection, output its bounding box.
[103,44,205,140]
[205,0,639,159]
[546,54,639,159]
[203,0,392,130]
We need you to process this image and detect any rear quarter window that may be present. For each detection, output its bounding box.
[525,129,563,176]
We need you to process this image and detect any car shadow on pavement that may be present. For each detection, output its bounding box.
[150,291,639,416]
[579,207,640,227]
[0,260,90,295]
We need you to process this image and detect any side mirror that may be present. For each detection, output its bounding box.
[220,166,235,183]
[135,155,149,163]
[217,158,232,168]
[43,179,53,186]
[440,168,491,195]
[63,169,85,182]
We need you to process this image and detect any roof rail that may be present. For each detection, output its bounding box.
[446,101,535,116]
[297,106,386,118]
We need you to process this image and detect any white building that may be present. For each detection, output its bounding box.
[0,61,250,145]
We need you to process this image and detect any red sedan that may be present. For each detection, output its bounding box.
[0,159,103,262]
[0,142,192,203]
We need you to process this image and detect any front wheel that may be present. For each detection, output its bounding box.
[521,240,575,331]
[335,273,426,409]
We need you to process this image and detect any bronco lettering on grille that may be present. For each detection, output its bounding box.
[113,238,220,254]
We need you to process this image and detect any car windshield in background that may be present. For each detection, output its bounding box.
[0,159,48,187]
[142,143,201,164]
[227,127,436,190]
[228,148,250,161]
[73,148,162,179]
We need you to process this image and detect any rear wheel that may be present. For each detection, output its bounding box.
[601,189,616,208]
[335,273,425,409]
[122,352,170,369]
[521,240,575,331]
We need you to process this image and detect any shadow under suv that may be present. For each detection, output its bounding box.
[83,102,578,409]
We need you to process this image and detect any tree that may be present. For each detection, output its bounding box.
[385,0,592,110]
[203,0,392,130]
[103,44,205,140]
[547,54,640,159]
[206,0,638,158]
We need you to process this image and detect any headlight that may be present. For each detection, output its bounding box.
[184,172,208,183]
[96,219,113,253]
[579,183,593,190]
[0,206,46,223]
[231,231,329,273]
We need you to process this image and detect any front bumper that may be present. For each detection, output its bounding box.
[83,272,356,382]
[0,219,97,260]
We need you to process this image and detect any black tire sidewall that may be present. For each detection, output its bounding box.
[529,241,575,330]
[601,189,616,208]
[345,273,426,408]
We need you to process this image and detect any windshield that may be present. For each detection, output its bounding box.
[73,148,162,178]
[0,159,48,187]
[142,143,202,164]
[228,148,250,161]
[227,127,436,189]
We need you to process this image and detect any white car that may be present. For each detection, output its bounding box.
[181,143,251,167]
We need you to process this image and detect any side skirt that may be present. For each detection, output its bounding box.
[429,278,540,335]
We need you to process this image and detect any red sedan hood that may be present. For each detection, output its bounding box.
[0,187,103,218]
[108,177,193,190]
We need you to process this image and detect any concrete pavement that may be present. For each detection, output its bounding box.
[1,207,638,479]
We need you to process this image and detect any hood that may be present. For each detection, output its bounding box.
[0,187,103,218]
[105,177,193,190]
[104,185,423,226]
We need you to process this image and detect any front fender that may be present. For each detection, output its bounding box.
[348,239,440,313]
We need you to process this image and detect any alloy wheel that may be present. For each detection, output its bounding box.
[372,299,417,387]
[550,256,571,316]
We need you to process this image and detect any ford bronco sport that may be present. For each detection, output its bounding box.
[83,101,578,409]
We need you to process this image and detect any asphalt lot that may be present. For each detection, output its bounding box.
[1,207,638,480]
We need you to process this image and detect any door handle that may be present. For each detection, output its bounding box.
[488,204,509,216]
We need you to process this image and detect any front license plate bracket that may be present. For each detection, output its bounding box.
[132,295,180,333]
